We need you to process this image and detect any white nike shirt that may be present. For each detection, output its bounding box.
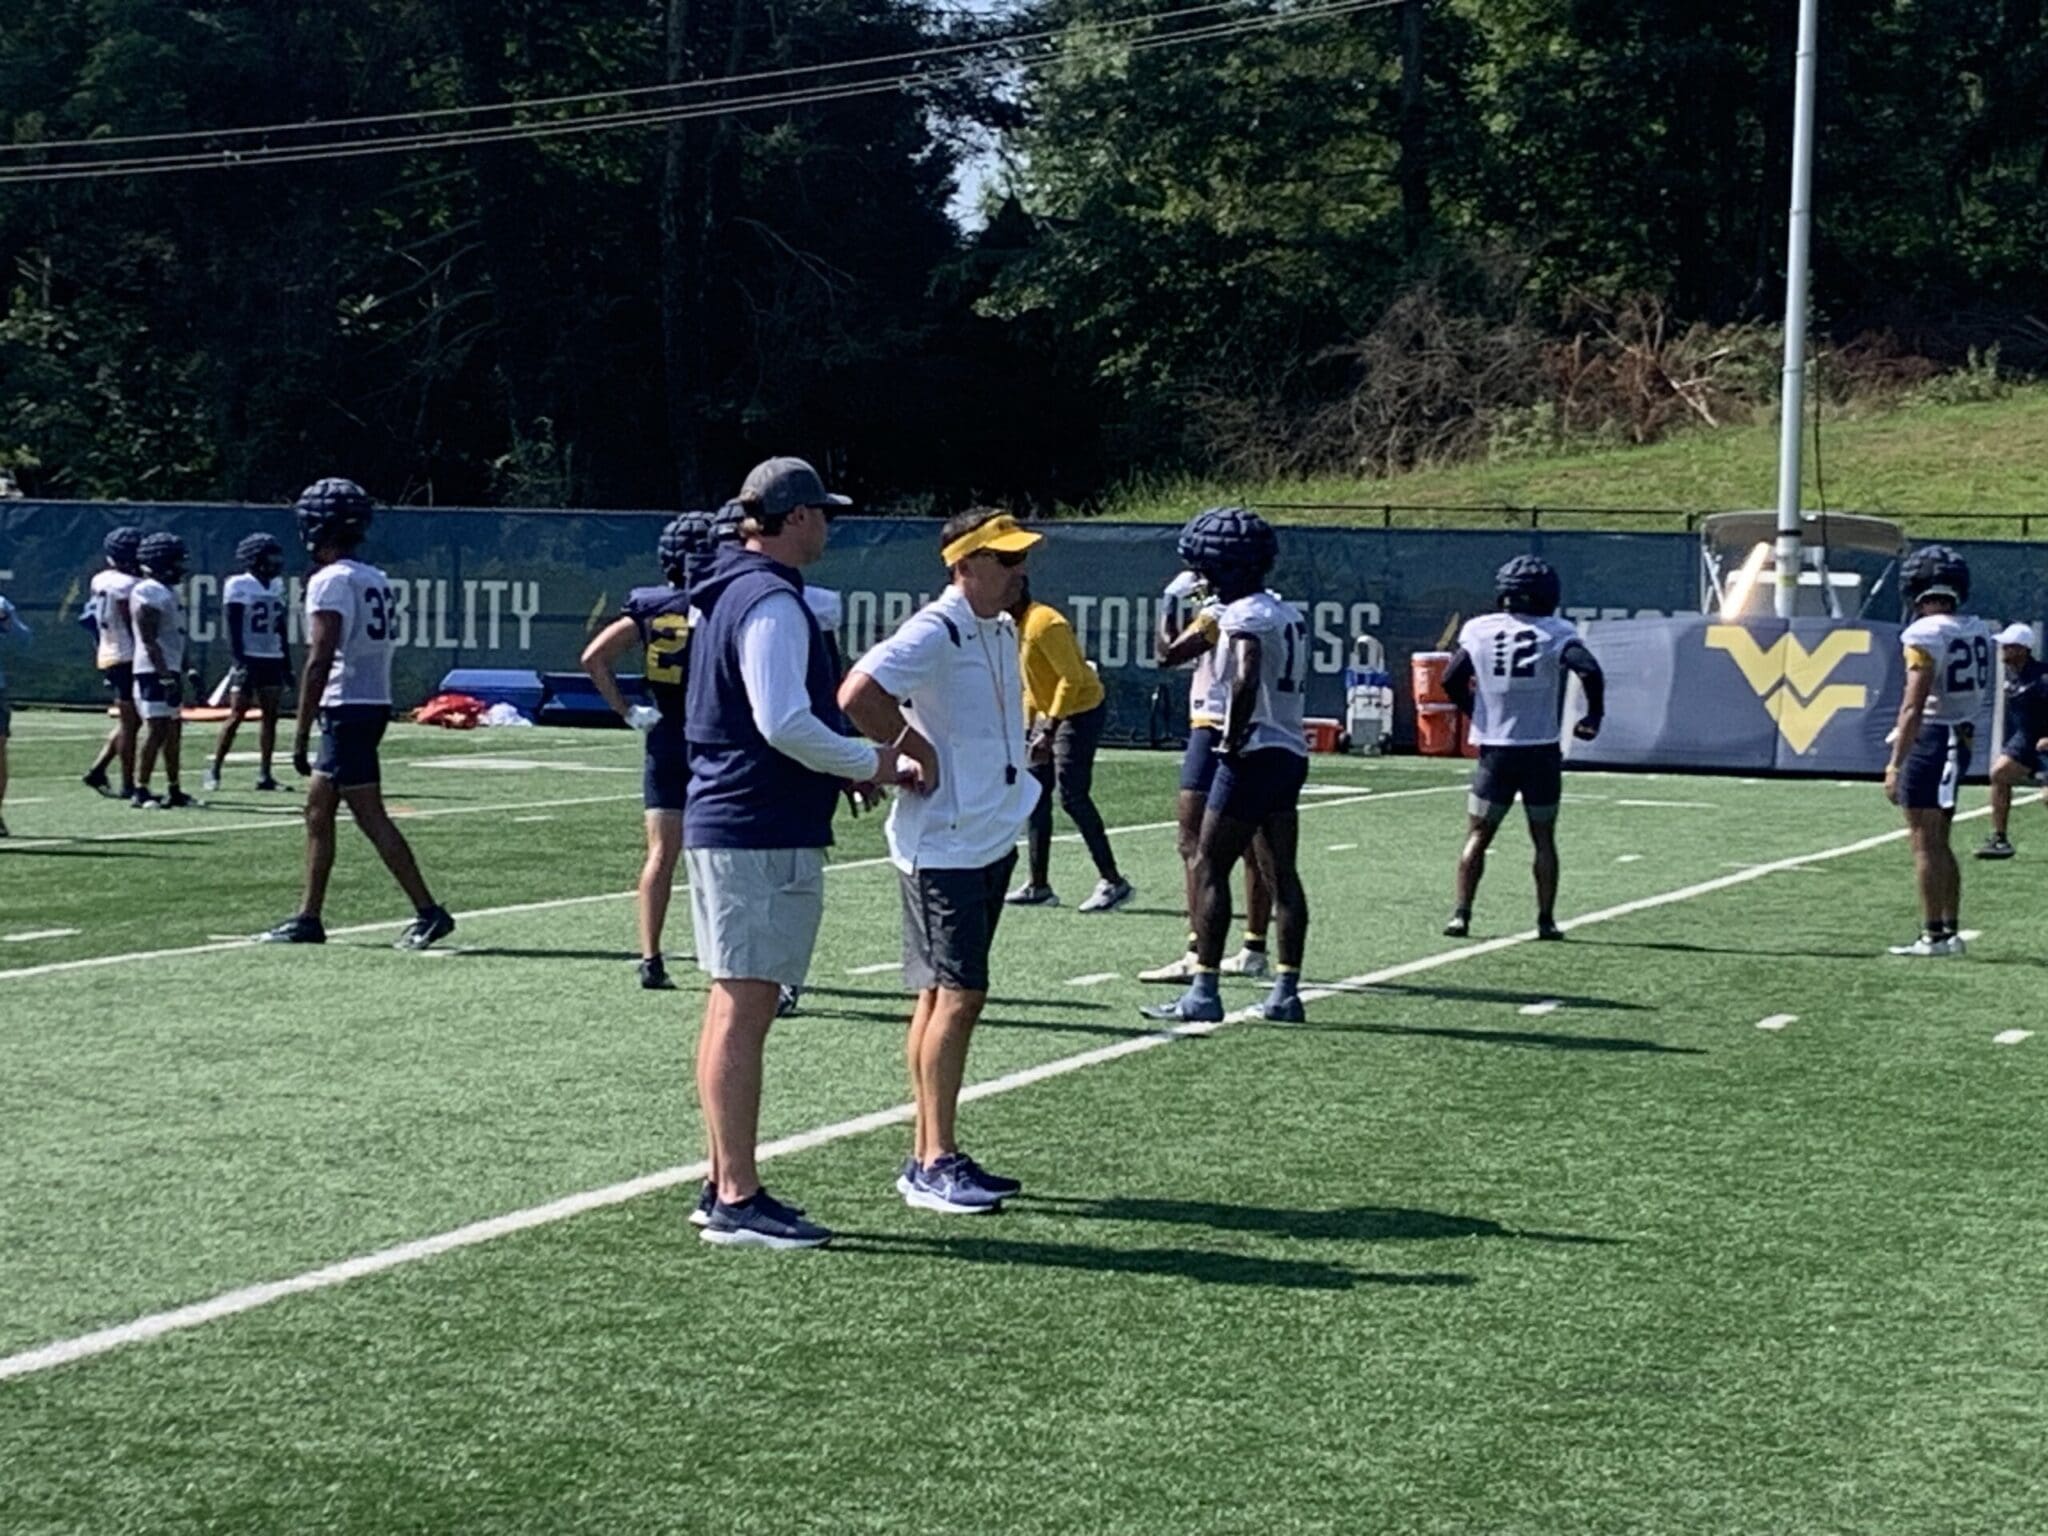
[306,558,399,707]
[127,579,186,675]
[1456,611,1582,747]
[1902,612,1997,729]
[222,572,288,660]
[89,569,137,667]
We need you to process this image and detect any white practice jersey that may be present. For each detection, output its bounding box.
[306,558,399,707]
[128,579,186,676]
[1902,612,1997,729]
[222,572,288,659]
[1457,611,1582,747]
[1216,591,1309,755]
[89,569,137,667]
[1186,601,1228,728]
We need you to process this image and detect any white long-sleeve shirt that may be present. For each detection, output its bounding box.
[735,591,878,783]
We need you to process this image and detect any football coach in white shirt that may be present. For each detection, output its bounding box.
[840,508,1043,1216]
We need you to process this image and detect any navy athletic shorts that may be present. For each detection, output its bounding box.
[1900,721,1971,811]
[1208,746,1308,822]
[315,704,390,789]
[2000,732,2045,779]
[1470,744,1564,819]
[133,672,184,720]
[1179,725,1221,794]
[102,661,133,697]
[643,729,689,813]
[232,656,289,693]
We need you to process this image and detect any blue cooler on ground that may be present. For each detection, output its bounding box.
[436,668,546,718]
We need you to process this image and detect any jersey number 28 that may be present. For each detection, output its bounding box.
[1944,635,1992,694]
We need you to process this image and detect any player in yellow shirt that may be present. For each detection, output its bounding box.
[1004,581,1134,912]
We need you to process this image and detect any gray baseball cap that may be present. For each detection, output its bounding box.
[738,456,852,519]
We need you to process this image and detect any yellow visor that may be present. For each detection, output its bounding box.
[942,514,1043,567]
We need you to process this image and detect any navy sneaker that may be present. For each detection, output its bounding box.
[902,1154,1006,1214]
[1536,919,1566,942]
[1139,990,1224,1024]
[954,1154,1021,1199]
[254,775,285,792]
[260,914,326,945]
[639,956,675,991]
[776,984,802,1017]
[688,1181,715,1228]
[700,1188,831,1249]
[1246,992,1307,1024]
[82,769,114,797]
[396,905,456,952]
[1443,912,1470,938]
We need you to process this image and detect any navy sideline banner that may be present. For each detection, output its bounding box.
[3,502,2045,750]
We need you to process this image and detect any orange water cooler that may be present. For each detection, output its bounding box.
[1410,650,1466,757]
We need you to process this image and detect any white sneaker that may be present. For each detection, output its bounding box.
[202,768,221,793]
[1139,953,1200,984]
[1941,933,1968,956]
[1078,878,1135,913]
[1220,948,1270,979]
[1887,934,1960,958]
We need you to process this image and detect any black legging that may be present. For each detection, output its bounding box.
[1027,701,1120,887]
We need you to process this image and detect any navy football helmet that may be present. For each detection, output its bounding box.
[236,531,285,580]
[711,499,748,546]
[1495,554,1562,616]
[294,477,374,553]
[659,511,713,586]
[1176,506,1278,599]
[104,525,144,573]
[1901,544,1969,608]
[138,532,188,583]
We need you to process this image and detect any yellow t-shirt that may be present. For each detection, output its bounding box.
[1018,602,1105,720]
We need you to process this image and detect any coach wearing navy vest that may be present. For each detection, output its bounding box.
[840,509,1044,1216]
[683,456,891,1250]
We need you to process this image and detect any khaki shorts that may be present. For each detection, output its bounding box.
[685,847,827,987]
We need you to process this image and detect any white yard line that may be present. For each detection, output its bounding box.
[845,961,900,976]
[511,815,556,824]
[0,786,1452,986]
[1614,799,1718,809]
[1958,929,1982,943]
[1065,972,1120,987]
[1755,1014,1797,1032]
[1518,1000,1562,1017]
[1326,843,1358,852]
[0,809,1975,1384]
[1,928,80,943]
[1616,854,1644,863]
[1992,1029,2033,1047]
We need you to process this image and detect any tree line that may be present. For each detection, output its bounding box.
[1,0,2043,513]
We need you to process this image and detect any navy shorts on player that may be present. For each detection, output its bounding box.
[232,656,289,693]
[316,704,389,789]
[133,673,184,721]
[1469,743,1563,823]
[102,662,133,698]
[1179,724,1221,795]
[1999,732,2045,780]
[643,726,689,813]
[1900,721,1972,811]
[1207,746,1308,822]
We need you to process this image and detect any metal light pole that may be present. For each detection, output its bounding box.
[1772,0,1822,618]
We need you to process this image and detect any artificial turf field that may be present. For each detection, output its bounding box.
[3,708,2046,1535]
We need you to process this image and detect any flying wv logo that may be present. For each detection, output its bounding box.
[1704,626,1873,754]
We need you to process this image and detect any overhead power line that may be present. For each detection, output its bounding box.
[0,0,1409,185]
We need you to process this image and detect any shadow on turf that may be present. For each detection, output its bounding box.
[1272,1019,1703,1055]
[1321,979,1651,1011]
[1571,937,1876,963]
[1021,1194,1615,1248]
[811,1006,1149,1040]
[805,984,1112,1013]
[0,845,167,858]
[832,1231,1472,1290]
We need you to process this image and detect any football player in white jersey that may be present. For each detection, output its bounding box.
[1142,508,1311,1024]
[1140,576,1277,985]
[1440,556,1605,940]
[1882,545,1995,957]
[81,526,144,799]
[128,532,197,809]
[204,532,293,793]
[261,478,453,951]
